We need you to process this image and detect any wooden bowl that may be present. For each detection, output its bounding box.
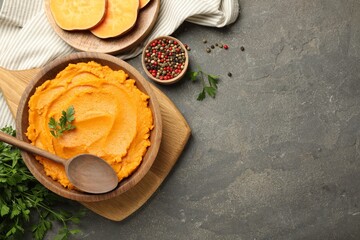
[142,36,189,85]
[16,52,162,202]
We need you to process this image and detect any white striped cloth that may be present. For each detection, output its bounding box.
[0,0,239,127]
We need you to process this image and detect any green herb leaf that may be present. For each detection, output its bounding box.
[197,89,206,101]
[204,86,217,98]
[50,130,56,138]
[48,117,57,130]
[66,106,75,120]
[208,74,219,80]
[189,71,198,81]
[188,68,220,101]
[48,106,76,138]
[5,227,17,238]
[1,204,10,216]
[0,126,85,240]
[208,74,219,89]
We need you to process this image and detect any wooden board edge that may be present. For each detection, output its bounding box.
[0,68,40,117]
[0,66,192,221]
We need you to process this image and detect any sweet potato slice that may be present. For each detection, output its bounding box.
[139,0,151,9]
[50,0,107,30]
[91,0,139,39]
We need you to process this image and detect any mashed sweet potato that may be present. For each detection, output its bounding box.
[26,61,153,189]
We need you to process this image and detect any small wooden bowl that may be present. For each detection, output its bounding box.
[142,36,189,85]
[16,52,162,202]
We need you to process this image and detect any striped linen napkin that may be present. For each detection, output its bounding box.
[0,0,239,127]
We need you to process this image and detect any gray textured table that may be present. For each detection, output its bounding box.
[10,0,360,239]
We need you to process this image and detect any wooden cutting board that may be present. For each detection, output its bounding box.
[0,67,191,221]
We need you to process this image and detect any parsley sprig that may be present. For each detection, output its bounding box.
[48,106,76,138]
[188,68,219,101]
[0,126,85,240]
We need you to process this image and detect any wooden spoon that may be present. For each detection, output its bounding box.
[0,131,118,194]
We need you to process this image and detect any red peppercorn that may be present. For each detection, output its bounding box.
[223,44,229,49]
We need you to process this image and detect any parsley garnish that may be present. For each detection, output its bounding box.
[0,126,85,240]
[48,106,76,138]
[188,68,219,101]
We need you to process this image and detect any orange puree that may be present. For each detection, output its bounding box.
[26,61,153,189]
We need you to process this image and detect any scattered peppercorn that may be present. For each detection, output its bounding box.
[240,46,245,51]
[227,72,232,77]
[219,44,223,48]
[211,45,215,49]
[144,38,186,81]
[206,48,211,53]
[184,44,191,51]
[215,43,219,46]
[203,39,207,43]
[223,44,229,50]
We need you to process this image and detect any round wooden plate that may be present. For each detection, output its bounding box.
[44,0,160,54]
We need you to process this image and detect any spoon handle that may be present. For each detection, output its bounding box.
[0,131,66,165]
